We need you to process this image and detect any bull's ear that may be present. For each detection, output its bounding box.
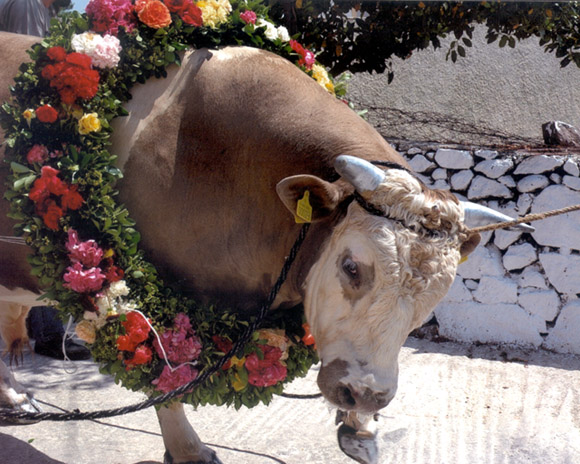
[276,175,351,222]
[460,232,481,259]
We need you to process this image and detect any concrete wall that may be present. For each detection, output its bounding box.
[399,145,580,354]
[347,25,580,147]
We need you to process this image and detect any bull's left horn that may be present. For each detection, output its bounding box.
[334,155,386,193]
[461,201,535,232]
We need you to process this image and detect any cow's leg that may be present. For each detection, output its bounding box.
[0,357,41,425]
[0,303,31,365]
[157,401,223,464]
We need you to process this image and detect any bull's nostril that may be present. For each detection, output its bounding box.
[338,385,356,408]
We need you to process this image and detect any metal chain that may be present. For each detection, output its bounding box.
[0,223,311,422]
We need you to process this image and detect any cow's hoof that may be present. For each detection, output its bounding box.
[337,423,379,464]
[0,391,42,426]
[163,450,223,464]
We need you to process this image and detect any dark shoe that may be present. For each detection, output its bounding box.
[34,337,91,361]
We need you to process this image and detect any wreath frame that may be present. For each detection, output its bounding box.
[0,0,348,409]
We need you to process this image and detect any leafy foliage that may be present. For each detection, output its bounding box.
[1,0,324,409]
[269,1,580,78]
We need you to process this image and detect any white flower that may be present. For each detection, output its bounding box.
[256,19,278,41]
[71,32,121,69]
[276,25,290,42]
[108,280,130,299]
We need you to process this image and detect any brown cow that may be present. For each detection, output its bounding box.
[0,33,528,463]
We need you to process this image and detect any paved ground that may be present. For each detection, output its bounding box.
[1,336,580,464]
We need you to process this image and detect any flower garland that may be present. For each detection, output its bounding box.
[0,0,345,409]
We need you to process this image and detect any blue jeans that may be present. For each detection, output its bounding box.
[26,306,64,343]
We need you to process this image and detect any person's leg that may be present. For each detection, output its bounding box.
[27,306,91,360]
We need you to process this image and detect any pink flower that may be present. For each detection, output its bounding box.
[240,10,257,25]
[66,229,104,268]
[154,313,202,364]
[63,262,106,293]
[86,0,137,36]
[152,364,198,393]
[26,144,49,164]
[245,345,287,387]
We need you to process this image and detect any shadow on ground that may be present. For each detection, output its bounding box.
[406,335,580,372]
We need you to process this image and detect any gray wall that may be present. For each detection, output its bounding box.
[347,25,580,147]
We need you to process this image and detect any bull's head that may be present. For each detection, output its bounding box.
[277,155,530,415]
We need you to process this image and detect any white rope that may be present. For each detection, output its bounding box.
[0,236,26,245]
[128,309,198,373]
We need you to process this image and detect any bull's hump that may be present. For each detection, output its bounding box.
[110,46,264,171]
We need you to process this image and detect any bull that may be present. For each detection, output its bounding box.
[0,31,527,463]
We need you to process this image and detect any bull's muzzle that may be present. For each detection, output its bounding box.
[317,359,396,413]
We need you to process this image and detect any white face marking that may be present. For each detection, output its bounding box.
[306,198,462,411]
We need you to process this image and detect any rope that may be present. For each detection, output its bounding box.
[0,223,311,422]
[0,235,26,245]
[467,203,580,234]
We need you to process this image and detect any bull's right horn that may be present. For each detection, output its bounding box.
[461,201,535,232]
[334,155,386,194]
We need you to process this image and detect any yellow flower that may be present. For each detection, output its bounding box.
[78,112,101,135]
[75,320,96,344]
[196,0,232,28]
[71,107,84,120]
[22,108,35,126]
[311,63,335,94]
[232,373,247,392]
[230,355,246,369]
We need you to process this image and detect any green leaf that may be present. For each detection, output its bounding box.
[13,174,37,191]
[11,162,32,174]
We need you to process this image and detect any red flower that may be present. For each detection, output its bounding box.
[117,312,151,352]
[124,345,153,369]
[240,10,257,25]
[164,0,186,12]
[289,40,315,70]
[47,46,67,62]
[60,186,84,211]
[179,2,202,26]
[137,0,171,29]
[29,166,83,231]
[212,335,233,369]
[104,263,124,282]
[42,50,99,105]
[36,104,58,123]
[302,323,316,349]
[245,345,287,387]
[29,166,66,203]
[42,200,64,230]
[66,52,93,68]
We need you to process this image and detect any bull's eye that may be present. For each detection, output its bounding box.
[342,257,359,280]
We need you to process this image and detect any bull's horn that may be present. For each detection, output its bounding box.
[461,201,535,232]
[334,155,386,193]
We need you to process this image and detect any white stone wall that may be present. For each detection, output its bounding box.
[402,146,580,354]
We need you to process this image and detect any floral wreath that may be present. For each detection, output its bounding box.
[0,0,351,409]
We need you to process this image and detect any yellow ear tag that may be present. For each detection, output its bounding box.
[296,0,303,8]
[459,256,468,264]
[295,190,313,223]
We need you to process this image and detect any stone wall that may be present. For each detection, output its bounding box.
[399,144,580,354]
